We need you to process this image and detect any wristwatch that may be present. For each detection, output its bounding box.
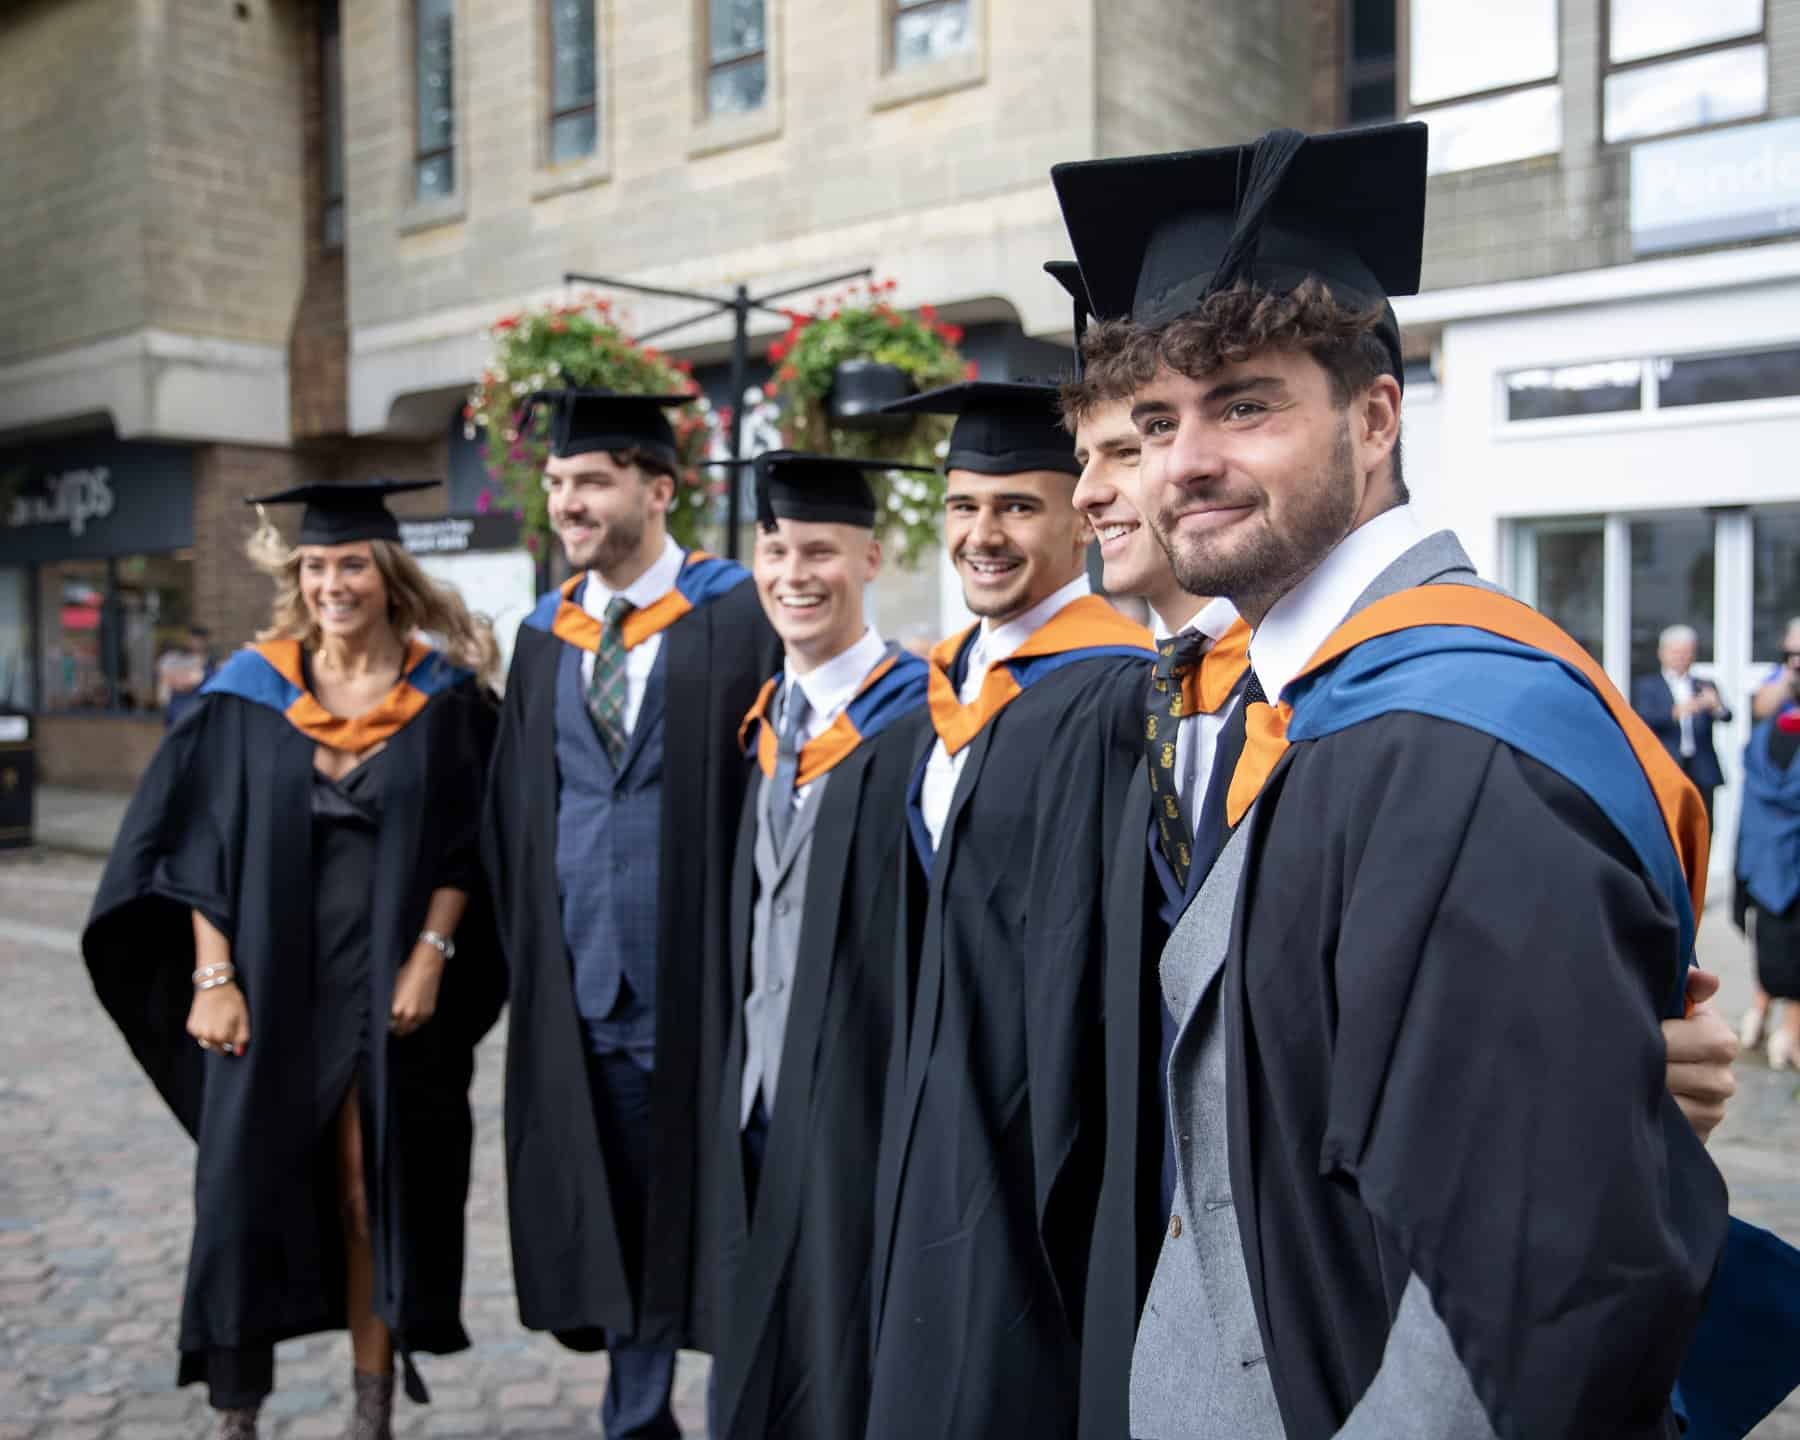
[418,929,457,960]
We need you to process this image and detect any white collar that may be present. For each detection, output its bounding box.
[1250,505,1425,702]
[975,573,1092,666]
[1663,669,1693,689]
[786,627,888,723]
[585,536,686,616]
[1152,594,1241,644]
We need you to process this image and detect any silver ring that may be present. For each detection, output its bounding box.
[198,1039,214,1051]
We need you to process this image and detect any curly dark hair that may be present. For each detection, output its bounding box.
[1073,278,1404,490]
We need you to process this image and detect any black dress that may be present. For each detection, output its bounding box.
[311,752,386,1128]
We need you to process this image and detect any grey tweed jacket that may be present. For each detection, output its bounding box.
[1129,530,1503,1440]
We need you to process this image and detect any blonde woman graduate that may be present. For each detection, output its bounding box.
[84,480,507,1440]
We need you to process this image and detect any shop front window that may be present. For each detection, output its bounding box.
[1629,511,1715,681]
[1753,508,1800,661]
[0,568,31,711]
[1531,525,1606,662]
[37,552,192,714]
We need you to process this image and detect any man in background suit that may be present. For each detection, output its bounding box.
[1634,622,1732,831]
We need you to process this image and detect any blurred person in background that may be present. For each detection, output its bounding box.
[159,624,216,729]
[1740,617,1800,1052]
[1633,623,1731,832]
[85,481,506,1440]
[1736,664,1800,1069]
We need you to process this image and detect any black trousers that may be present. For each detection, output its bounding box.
[1679,757,1717,836]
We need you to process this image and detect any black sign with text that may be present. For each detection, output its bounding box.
[0,437,194,565]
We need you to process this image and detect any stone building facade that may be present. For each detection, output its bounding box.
[3,0,1799,795]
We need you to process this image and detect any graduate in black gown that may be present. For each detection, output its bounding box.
[864,382,1155,1440]
[1059,122,1731,1437]
[85,481,506,1440]
[708,452,933,1440]
[482,389,778,1437]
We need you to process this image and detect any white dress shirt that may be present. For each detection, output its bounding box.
[775,626,890,809]
[920,574,1092,851]
[579,536,686,735]
[1250,505,1426,703]
[1663,668,1697,756]
[1153,595,1244,835]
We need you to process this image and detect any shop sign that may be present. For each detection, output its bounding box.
[1631,116,1800,255]
[0,439,193,565]
[5,466,115,537]
[398,513,522,555]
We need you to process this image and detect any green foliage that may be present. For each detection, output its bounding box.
[766,279,974,567]
[465,297,717,555]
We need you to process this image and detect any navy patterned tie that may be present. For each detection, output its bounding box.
[1145,629,1209,888]
[586,595,635,763]
[769,684,810,853]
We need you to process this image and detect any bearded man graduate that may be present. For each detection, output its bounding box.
[707,452,933,1440]
[1054,122,1775,1439]
[863,381,1155,1440]
[1049,256,1747,1439]
[482,389,778,1438]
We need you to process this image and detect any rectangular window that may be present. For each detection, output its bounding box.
[1504,361,1644,422]
[1344,0,1398,125]
[548,0,598,162]
[1604,0,1765,143]
[891,0,971,71]
[37,553,192,714]
[1658,345,1800,409]
[0,568,32,711]
[1406,0,1560,174]
[1530,525,1607,662]
[1753,508,1800,660]
[707,0,767,115]
[1629,511,1716,680]
[414,0,456,201]
[320,0,345,250]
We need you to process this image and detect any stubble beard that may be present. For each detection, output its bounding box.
[1154,421,1358,622]
[564,508,646,576]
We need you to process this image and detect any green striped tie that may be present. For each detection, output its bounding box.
[586,595,635,762]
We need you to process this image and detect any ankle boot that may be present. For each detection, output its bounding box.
[214,1406,259,1440]
[347,1368,395,1440]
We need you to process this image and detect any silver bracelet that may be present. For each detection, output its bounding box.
[418,930,456,960]
[195,973,237,992]
[192,963,234,984]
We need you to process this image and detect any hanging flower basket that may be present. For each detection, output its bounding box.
[464,296,719,556]
[765,279,975,567]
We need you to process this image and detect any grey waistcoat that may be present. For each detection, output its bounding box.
[739,768,829,1128]
[1131,530,1503,1440]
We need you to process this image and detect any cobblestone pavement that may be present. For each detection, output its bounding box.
[2,849,1798,1437]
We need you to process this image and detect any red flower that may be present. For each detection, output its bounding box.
[494,316,518,332]
[548,318,568,333]
[769,340,789,362]
[883,312,902,328]
[461,402,475,420]
[939,323,964,345]
[919,304,938,324]
[963,360,980,380]
[829,309,841,321]
[778,364,797,381]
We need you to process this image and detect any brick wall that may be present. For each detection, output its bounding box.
[290,0,350,439]
[0,0,151,366]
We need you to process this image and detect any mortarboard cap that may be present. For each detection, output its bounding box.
[521,386,692,469]
[881,380,1080,478]
[1051,122,1428,382]
[1044,260,1093,378]
[246,479,440,546]
[715,450,937,531]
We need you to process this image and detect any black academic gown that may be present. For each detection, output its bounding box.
[484,578,778,1352]
[1079,689,1247,1440]
[1227,713,1728,1439]
[866,653,1148,1440]
[710,704,932,1440]
[84,676,505,1394]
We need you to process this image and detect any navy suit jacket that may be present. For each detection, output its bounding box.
[1632,671,1730,791]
